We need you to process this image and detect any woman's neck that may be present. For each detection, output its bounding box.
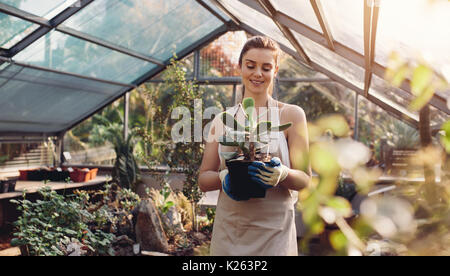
[242,90,271,108]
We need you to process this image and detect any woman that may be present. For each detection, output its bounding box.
[198,36,311,256]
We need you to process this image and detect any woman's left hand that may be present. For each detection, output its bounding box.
[248,157,289,189]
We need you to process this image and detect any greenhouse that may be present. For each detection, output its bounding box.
[0,0,449,258]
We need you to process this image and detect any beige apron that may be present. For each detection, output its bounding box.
[210,97,298,256]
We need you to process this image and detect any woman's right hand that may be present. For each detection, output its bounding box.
[219,169,243,201]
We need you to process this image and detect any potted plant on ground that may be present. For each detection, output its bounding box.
[219,97,292,200]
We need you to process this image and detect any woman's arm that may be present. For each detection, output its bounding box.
[279,105,312,191]
[198,117,222,192]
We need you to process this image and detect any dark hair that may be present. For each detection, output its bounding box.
[238,36,281,67]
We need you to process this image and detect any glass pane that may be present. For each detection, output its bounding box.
[370,73,414,109]
[0,142,54,170]
[279,81,355,125]
[14,30,157,83]
[270,0,322,33]
[292,30,365,89]
[63,0,223,61]
[375,0,450,83]
[218,0,295,51]
[63,97,123,166]
[0,0,78,19]
[204,0,230,20]
[358,95,420,168]
[202,85,234,110]
[320,0,364,55]
[200,31,247,78]
[278,52,322,79]
[0,12,39,49]
[0,63,124,133]
[368,89,419,122]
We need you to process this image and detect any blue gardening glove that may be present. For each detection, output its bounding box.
[219,169,244,201]
[248,157,289,190]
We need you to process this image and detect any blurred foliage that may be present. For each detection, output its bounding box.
[385,51,448,111]
[297,114,380,255]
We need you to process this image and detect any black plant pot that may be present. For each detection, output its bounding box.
[7,179,16,192]
[225,159,269,200]
[0,180,8,193]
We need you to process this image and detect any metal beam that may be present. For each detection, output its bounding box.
[7,0,94,58]
[56,26,165,66]
[131,24,229,86]
[195,0,229,25]
[0,56,134,88]
[210,0,241,26]
[310,0,335,51]
[364,1,379,97]
[236,20,419,128]
[61,24,230,135]
[272,10,449,115]
[0,3,52,27]
[256,0,311,65]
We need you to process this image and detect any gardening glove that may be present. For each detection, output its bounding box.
[248,157,289,190]
[219,169,243,201]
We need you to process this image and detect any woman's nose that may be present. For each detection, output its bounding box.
[254,67,263,77]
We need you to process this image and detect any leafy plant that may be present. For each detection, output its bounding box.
[93,114,141,191]
[219,97,292,161]
[159,182,175,215]
[10,187,115,256]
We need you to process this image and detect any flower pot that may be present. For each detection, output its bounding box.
[70,168,90,182]
[88,168,98,181]
[225,159,269,200]
[49,169,70,182]
[0,180,8,193]
[19,170,31,180]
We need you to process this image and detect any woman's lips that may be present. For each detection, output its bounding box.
[250,79,264,86]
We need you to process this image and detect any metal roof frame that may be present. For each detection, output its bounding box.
[0,0,447,138]
[214,0,420,128]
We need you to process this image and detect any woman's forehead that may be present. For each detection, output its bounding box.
[243,48,277,65]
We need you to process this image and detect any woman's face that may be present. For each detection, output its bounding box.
[239,48,278,96]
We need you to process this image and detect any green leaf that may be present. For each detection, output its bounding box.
[254,121,272,136]
[329,230,348,251]
[326,197,352,218]
[270,122,292,132]
[242,98,256,126]
[409,85,435,111]
[221,112,245,131]
[411,64,432,96]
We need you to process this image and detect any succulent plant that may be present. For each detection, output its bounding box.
[219,97,292,161]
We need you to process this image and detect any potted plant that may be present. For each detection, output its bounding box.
[218,98,292,200]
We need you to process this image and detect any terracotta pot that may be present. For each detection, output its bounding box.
[69,168,90,182]
[225,159,270,200]
[88,168,98,180]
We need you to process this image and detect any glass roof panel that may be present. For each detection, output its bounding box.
[292,30,364,90]
[0,0,78,19]
[0,63,125,133]
[370,73,414,109]
[375,0,450,83]
[14,30,157,84]
[62,0,223,61]
[0,12,39,49]
[203,0,230,20]
[217,0,295,51]
[270,0,322,33]
[320,0,364,55]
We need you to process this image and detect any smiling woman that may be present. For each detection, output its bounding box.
[198,36,312,256]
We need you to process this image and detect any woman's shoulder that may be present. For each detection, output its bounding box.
[278,102,306,122]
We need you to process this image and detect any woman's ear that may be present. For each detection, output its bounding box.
[274,65,279,77]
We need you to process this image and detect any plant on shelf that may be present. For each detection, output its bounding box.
[93,114,141,192]
[218,97,292,199]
